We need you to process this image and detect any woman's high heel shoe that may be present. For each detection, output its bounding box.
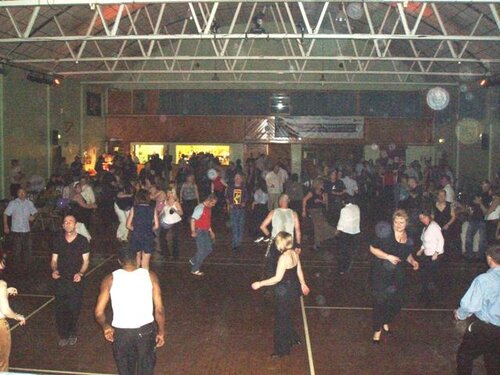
[372,330,382,344]
[383,324,390,333]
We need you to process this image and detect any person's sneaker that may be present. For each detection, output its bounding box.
[191,270,204,276]
[189,259,194,266]
[58,338,69,347]
[68,336,78,346]
[254,236,265,243]
[263,237,270,243]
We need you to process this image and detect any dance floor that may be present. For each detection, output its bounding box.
[4,216,489,375]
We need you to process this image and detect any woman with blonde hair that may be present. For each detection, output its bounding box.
[369,209,419,343]
[159,185,183,259]
[252,231,310,358]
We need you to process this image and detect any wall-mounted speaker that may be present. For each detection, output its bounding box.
[481,133,489,150]
[52,130,60,145]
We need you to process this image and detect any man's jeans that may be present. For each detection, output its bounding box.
[112,322,157,375]
[190,229,213,272]
[465,220,487,258]
[229,208,246,249]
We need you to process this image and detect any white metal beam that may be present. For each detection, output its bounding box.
[431,3,458,58]
[0,0,495,6]
[10,56,498,64]
[0,33,496,43]
[81,80,460,87]
[59,68,484,77]
[490,3,500,32]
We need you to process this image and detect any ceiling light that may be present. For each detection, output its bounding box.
[479,76,500,88]
[26,71,63,86]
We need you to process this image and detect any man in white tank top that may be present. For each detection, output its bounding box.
[95,248,165,375]
[260,194,302,278]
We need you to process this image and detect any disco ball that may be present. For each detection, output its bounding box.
[455,118,481,145]
[459,84,468,93]
[426,87,450,111]
[346,3,364,20]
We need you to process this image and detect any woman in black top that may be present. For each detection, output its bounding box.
[434,190,456,231]
[369,209,419,343]
[302,179,335,251]
[252,232,310,358]
[434,189,456,253]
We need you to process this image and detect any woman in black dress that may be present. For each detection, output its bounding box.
[369,209,419,343]
[434,189,456,251]
[252,231,310,358]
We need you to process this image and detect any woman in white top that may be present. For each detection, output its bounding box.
[481,189,499,244]
[0,252,26,371]
[416,209,444,302]
[159,187,183,259]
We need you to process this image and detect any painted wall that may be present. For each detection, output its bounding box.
[0,68,106,199]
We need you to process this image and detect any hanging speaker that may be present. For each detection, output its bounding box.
[52,130,60,145]
[481,133,489,150]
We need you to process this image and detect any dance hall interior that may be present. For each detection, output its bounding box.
[0,1,499,374]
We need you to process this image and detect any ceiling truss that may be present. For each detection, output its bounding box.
[0,0,498,86]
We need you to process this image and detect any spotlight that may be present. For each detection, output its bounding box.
[479,75,500,88]
[270,93,290,114]
[249,12,266,34]
[26,71,63,86]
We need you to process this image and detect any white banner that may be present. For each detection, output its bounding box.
[275,116,364,139]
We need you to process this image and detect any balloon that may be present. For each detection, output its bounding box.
[207,168,217,180]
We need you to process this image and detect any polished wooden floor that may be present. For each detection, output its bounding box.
[4,214,489,375]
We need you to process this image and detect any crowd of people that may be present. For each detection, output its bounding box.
[0,150,499,374]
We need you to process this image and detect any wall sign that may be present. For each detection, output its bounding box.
[275,116,364,139]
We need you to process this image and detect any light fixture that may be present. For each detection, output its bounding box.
[320,74,326,82]
[438,138,445,144]
[270,93,290,114]
[211,73,220,81]
[479,76,499,88]
[26,71,63,86]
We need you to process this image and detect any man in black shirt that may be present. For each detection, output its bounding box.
[51,215,90,347]
[465,195,488,259]
[325,169,346,226]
